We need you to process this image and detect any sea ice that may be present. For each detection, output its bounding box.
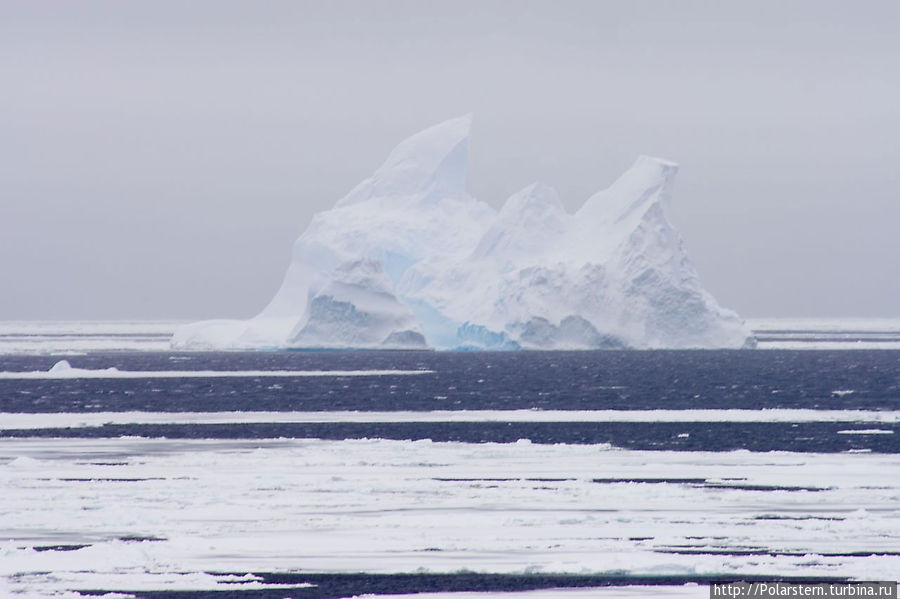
[0,361,432,379]
[2,408,898,430]
[1,438,897,595]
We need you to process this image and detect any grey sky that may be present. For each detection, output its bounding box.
[1,0,898,320]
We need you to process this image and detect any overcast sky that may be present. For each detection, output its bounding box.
[1,0,898,320]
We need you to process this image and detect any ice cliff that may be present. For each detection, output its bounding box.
[172,115,754,350]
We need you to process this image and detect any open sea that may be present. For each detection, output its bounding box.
[0,320,898,598]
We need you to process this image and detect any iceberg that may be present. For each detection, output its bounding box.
[172,116,754,350]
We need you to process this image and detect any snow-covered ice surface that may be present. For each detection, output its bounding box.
[173,116,754,351]
[1,438,898,596]
[0,321,180,355]
[3,409,900,429]
[749,318,900,350]
[0,359,431,379]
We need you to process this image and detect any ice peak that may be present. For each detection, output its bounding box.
[578,154,679,224]
[49,360,72,372]
[471,182,567,260]
[630,155,679,199]
[500,182,565,220]
[337,115,472,208]
[636,154,679,169]
[619,155,678,195]
[380,114,471,175]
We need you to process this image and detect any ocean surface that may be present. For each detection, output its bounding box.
[0,321,898,598]
[1,350,899,453]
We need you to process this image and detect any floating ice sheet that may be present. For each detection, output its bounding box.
[0,359,432,379]
[2,409,899,430]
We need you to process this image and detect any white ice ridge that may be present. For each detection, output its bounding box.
[2,409,899,430]
[0,360,431,379]
[173,116,754,350]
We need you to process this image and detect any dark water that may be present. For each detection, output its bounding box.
[5,421,897,453]
[2,350,899,412]
[1,350,898,452]
[77,573,849,599]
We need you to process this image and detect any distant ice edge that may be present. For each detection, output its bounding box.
[172,116,754,351]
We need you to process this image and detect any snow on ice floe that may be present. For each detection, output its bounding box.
[748,317,900,350]
[0,359,431,379]
[3,409,899,430]
[0,320,179,355]
[0,438,898,595]
[173,116,754,351]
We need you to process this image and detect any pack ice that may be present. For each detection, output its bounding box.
[172,116,754,350]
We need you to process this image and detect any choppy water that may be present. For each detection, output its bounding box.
[3,349,899,411]
[2,350,898,453]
